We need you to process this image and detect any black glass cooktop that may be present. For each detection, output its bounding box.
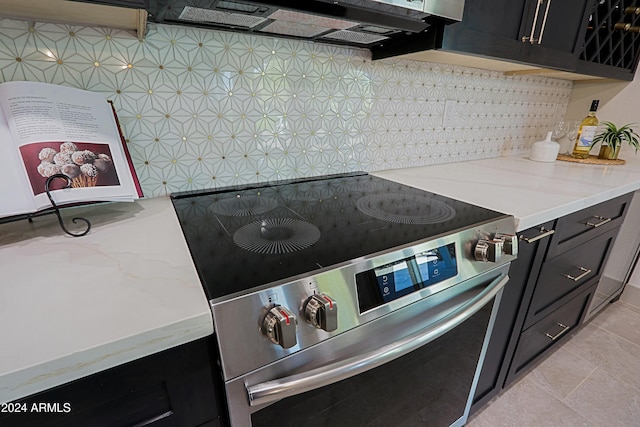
[171,172,506,300]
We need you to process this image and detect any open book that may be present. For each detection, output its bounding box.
[0,81,142,219]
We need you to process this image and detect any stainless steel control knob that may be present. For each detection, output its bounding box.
[262,306,297,349]
[496,233,518,256]
[303,293,338,332]
[474,239,503,262]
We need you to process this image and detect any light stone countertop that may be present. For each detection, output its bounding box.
[3,149,640,405]
[374,148,640,232]
[0,197,213,403]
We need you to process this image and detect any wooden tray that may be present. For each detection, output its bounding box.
[556,154,626,165]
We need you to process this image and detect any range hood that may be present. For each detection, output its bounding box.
[146,0,464,58]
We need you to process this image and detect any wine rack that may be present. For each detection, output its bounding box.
[580,0,640,73]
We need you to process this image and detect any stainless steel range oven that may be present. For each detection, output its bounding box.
[171,172,517,427]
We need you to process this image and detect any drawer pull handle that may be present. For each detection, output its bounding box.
[520,226,555,243]
[545,322,570,341]
[563,266,592,282]
[586,216,612,228]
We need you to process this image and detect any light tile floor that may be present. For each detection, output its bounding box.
[467,285,640,427]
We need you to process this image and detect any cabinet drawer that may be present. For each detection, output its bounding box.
[508,287,592,381]
[0,338,223,427]
[524,227,617,329]
[547,193,632,258]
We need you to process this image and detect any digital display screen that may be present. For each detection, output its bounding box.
[374,260,416,303]
[357,243,458,312]
[415,245,458,285]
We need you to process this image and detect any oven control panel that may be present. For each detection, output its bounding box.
[210,215,517,381]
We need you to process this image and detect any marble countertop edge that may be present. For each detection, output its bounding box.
[0,197,214,403]
[0,310,213,403]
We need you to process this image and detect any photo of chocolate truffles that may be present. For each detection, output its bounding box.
[36,142,114,188]
[21,141,121,196]
[38,147,56,162]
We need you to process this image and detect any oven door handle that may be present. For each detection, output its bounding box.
[246,272,509,407]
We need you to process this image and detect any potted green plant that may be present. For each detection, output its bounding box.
[592,121,640,160]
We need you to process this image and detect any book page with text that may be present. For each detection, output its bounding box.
[0,82,139,211]
[0,104,35,217]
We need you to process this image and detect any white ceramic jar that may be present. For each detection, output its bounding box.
[530,131,560,163]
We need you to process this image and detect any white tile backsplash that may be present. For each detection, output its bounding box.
[0,18,573,197]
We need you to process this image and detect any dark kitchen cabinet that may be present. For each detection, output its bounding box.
[576,0,640,80]
[455,0,528,40]
[508,286,594,378]
[520,0,591,53]
[504,192,632,386]
[0,337,226,427]
[447,0,640,80]
[460,0,589,53]
[472,192,633,414]
[471,221,554,412]
[373,0,595,74]
[523,228,618,328]
[372,0,640,81]
[547,193,632,259]
[586,191,640,320]
[442,0,594,71]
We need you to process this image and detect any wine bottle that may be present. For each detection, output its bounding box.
[572,99,599,158]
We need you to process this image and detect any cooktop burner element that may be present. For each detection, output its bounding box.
[356,193,457,224]
[171,172,506,300]
[233,218,322,254]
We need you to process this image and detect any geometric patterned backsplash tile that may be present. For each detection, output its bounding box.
[0,18,572,197]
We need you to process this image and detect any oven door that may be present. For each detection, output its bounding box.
[225,264,510,427]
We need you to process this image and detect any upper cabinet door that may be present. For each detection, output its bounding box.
[519,0,593,54]
[461,0,529,39]
[440,0,594,72]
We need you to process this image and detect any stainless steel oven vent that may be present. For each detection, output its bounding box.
[179,6,267,28]
[148,0,459,56]
[260,21,331,38]
[268,9,358,30]
[360,25,397,34]
[259,9,361,38]
[320,29,389,45]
